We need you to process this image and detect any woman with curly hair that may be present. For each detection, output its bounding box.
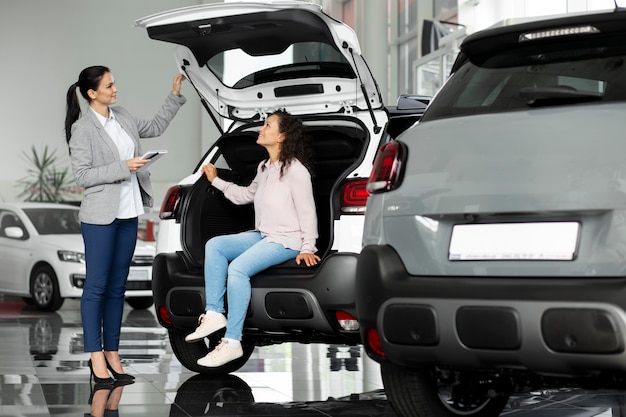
[186,109,320,368]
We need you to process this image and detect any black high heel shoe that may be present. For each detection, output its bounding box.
[105,357,135,381]
[112,377,135,387]
[88,359,114,385]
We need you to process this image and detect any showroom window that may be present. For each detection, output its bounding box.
[398,0,418,36]
[396,0,418,95]
[398,37,419,95]
[434,0,457,19]
[341,0,356,29]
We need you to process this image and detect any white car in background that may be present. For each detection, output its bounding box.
[0,202,155,311]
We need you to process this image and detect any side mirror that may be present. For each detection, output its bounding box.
[5,226,24,239]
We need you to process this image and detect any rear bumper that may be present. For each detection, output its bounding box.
[356,244,626,377]
[152,251,361,344]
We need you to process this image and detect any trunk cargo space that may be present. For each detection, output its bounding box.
[179,124,368,270]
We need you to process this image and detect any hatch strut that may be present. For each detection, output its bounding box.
[180,62,224,136]
[345,43,382,134]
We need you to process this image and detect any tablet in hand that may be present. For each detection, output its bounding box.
[137,150,167,172]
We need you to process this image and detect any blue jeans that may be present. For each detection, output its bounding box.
[81,218,138,352]
[204,231,298,341]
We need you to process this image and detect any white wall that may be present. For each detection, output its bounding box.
[0,0,222,208]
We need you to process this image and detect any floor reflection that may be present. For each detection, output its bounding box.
[0,296,392,417]
[168,373,390,417]
[2,295,626,417]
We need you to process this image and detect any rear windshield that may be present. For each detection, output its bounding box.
[422,33,626,122]
[23,208,81,235]
[206,41,355,88]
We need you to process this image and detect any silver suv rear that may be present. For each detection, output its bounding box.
[356,8,626,417]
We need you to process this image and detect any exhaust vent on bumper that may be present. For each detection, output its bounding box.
[542,308,623,354]
[170,290,204,317]
[456,306,520,350]
[265,292,313,319]
[383,304,438,346]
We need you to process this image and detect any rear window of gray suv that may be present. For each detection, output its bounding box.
[423,34,626,121]
[401,31,626,219]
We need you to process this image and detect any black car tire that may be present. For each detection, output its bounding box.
[381,362,509,417]
[169,373,255,416]
[168,329,255,374]
[30,265,64,312]
[125,296,154,310]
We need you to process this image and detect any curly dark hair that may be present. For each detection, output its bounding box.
[269,109,315,178]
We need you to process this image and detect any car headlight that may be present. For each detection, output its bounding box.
[57,251,86,263]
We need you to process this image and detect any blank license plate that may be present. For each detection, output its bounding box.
[127,270,149,281]
[449,222,579,261]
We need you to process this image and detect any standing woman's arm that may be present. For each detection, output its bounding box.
[133,75,187,138]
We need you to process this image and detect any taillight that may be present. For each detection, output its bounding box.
[335,310,360,331]
[157,305,172,326]
[340,179,370,214]
[367,141,405,193]
[159,186,181,220]
[366,328,386,357]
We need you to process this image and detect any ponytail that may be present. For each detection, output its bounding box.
[64,65,110,144]
[65,82,80,144]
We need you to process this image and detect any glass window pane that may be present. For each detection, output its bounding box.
[424,35,626,121]
[207,42,354,89]
[434,0,457,18]
[398,0,418,36]
[417,58,441,96]
[342,0,356,30]
[398,37,418,94]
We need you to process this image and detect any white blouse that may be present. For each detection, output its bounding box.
[91,107,144,219]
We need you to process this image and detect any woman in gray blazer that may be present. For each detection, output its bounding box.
[64,65,186,384]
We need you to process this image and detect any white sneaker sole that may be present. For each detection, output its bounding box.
[184,317,227,343]
[197,347,243,367]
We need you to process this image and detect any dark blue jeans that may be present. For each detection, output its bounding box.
[81,218,138,352]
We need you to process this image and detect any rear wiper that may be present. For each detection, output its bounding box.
[519,86,602,107]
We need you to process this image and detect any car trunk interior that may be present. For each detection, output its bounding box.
[179,123,367,271]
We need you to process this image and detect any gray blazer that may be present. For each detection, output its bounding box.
[69,93,186,225]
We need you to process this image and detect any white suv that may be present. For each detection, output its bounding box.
[135,2,426,374]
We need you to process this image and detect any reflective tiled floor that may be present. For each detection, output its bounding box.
[2,295,626,417]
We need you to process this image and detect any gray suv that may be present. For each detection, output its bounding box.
[356,8,626,417]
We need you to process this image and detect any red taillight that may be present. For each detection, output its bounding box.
[366,328,386,357]
[367,141,405,193]
[157,305,172,326]
[335,310,360,331]
[159,186,181,220]
[340,179,370,214]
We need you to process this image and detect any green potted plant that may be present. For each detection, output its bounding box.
[16,145,82,203]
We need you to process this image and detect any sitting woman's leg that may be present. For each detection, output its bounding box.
[225,239,298,341]
[186,231,262,343]
[203,231,263,314]
[196,239,298,367]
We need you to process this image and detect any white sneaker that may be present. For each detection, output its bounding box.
[197,339,243,367]
[185,313,227,342]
